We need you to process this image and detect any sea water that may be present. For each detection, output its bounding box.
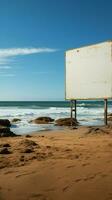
[0,100,112,134]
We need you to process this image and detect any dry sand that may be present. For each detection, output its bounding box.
[0,125,112,200]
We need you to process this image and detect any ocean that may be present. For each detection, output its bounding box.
[0,100,112,134]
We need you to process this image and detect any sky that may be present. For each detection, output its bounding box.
[0,0,112,101]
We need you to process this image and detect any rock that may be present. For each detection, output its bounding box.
[20,155,25,161]
[87,127,108,135]
[74,154,80,159]
[46,145,51,149]
[30,117,54,124]
[39,135,45,138]
[0,127,16,137]
[25,134,32,138]
[19,139,38,147]
[0,147,11,154]
[2,143,11,147]
[19,139,40,153]
[55,118,78,126]
[107,113,112,121]
[0,119,11,127]
[0,119,15,137]
[22,148,34,153]
[108,113,112,117]
[12,118,21,123]
[36,152,47,160]
[108,116,112,121]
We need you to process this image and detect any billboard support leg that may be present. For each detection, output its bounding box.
[104,99,107,125]
[70,100,73,126]
[70,100,77,126]
[74,100,77,120]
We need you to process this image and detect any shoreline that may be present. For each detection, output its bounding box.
[0,125,112,200]
[12,123,108,136]
[0,99,111,134]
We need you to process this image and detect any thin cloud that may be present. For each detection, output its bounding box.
[0,48,57,58]
[0,47,58,76]
[0,66,11,69]
[33,71,53,75]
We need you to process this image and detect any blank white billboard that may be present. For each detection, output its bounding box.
[65,41,112,100]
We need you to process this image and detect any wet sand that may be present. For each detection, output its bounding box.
[0,125,112,200]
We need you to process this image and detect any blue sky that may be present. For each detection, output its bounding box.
[0,0,112,101]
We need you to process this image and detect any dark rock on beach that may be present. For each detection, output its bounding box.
[108,116,112,121]
[12,118,21,123]
[108,113,112,117]
[0,127,16,137]
[86,127,108,135]
[19,139,39,151]
[2,143,11,148]
[107,113,112,121]
[19,139,38,147]
[22,148,34,153]
[0,119,11,127]
[55,118,78,126]
[25,134,32,138]
[30,117,54,124]
[0,119,17,137]
[0,147,11,154]
[19,139,39,154]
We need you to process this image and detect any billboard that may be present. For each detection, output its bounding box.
[65,41,112,100]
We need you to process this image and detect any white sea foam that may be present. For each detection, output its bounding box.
[0,104,111,134]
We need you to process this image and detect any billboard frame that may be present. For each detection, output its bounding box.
[65,40,111,125]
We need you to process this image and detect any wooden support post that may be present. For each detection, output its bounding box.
[74,100,76,120]
[70,100,73,126]
[70,101,73,118]
[70,100,77,126]
[104,99,107,125]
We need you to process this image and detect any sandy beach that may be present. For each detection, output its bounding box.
[0,125,112,200]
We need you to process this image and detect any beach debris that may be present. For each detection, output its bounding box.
[0,127,16,137]
[86,127,108,135]
[0,119,11,127]
[106,113,112,122]
[55,118,78,126]
[19,139,40,147]
[39,135,45,138]
[2,143,11,148]
[107,113,112,121]
[36,152,48,160]
[20,155,25,161]
[74,154,80,159]
[46,145,51,149]
[30,116,54,124]
[11,118,21,123]
[25,134,32,138]
[0,147,11,154]
[70,126,78,130]
[19,139,38,147]
[21,148,34,153]
[108,113,112,117]
[107,116,112,121]
[19,139,40,154]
